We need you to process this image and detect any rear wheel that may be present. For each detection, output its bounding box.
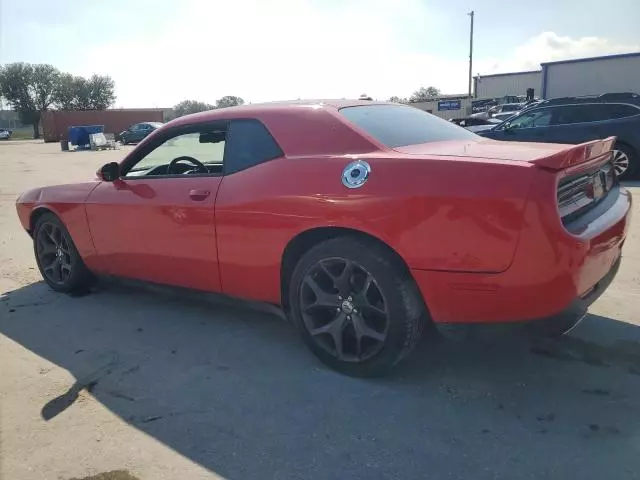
[289,237,427,377]
[612,144,637,180]
[33,213,93,293]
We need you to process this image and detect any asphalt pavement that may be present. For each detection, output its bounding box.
[1,141,639,480]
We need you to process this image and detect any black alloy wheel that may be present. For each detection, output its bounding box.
[36,221,73,285]
[299,257,389,362]
[290,237,427,377]
[33,213,92,293]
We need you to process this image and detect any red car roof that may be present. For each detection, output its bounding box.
[170,99,386,124]
[167,99,389,157]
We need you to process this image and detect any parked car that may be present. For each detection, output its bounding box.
[470,102,523,119]
[15,100,631,376]
[118,122,163,145]
[479,93,640,179]
[488,103,523,117]
[491,112,519,122]
[0,128,12,140]
[450,117,502,133]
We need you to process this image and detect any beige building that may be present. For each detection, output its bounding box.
[474,71,542,99]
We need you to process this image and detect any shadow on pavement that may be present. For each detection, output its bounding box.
[2,281,640,480]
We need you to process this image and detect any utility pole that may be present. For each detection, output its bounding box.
[468,10,474,98]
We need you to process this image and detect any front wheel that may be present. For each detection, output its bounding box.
[289,237,427,377]
[33,213,93,293]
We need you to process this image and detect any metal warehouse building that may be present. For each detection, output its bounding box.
[474,70,542,99]
[542,52,640,98]
[474,52,640,100]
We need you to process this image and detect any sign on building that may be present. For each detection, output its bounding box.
[438,100,461,111]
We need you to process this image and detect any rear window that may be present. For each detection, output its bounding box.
[340,105,476,148]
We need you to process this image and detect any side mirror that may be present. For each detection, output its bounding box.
[97,162,120,182]
[503,122,513,131]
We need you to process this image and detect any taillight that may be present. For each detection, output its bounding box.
[557,162,615,223]
[558,176,593,219]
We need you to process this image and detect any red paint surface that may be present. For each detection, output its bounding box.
[85,177,221,291]
[17,100,632,325]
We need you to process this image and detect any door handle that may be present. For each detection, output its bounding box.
[189,189,211,201]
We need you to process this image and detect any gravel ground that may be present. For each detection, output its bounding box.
[1,140,640,480]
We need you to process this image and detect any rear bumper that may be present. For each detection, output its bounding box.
[434,256,620,338]
[412,186,631,326]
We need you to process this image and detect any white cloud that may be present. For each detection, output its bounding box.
[69,2,639,105]
[478,31,640,74]
[81,0,471,106]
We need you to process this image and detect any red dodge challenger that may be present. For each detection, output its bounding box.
[16,100,632,376]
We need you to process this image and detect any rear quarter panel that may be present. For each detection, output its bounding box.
[215,154,534,304]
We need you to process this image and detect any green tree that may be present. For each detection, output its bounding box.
[53,73,115,110]
[0,62,60,139]
[215,95,244,108]
[171,99,214,119]
[70,76,93,110]
[387,96,408,103]
[53,73,77,110]
[86,74,115,110]
[409,86,441,103]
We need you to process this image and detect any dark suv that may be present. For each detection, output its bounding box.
[479,93,640,179]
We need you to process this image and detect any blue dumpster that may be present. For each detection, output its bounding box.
[68,125,105,148]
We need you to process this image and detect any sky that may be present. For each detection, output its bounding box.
[1,0,639,107]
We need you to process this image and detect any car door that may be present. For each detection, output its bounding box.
[540,104,601,144]
[572,103,639,143]
[139,123,155,140]
[85,123,226,291]
[124,123,139,142]
[213,119,286,302]
[133,123,151,142]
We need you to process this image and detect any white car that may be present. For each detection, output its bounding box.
[491,112,519,122]
[0,128,12,140]
[453,117,502,133]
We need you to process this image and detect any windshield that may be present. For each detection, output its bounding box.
[340,104,476,148]
[148,122,164,128]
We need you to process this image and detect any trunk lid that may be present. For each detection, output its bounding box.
[394,137,616,171]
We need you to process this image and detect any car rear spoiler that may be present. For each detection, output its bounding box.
[531,136,616,171]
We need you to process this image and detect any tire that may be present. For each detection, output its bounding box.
[33,213,93,293]
[612,143,638,181]
[288,236,427,377]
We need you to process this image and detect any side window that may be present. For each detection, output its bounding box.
[224,119,283,174]
[124,129,226,177]
[552,105,598,125]
[599,104,640,120]
[131,123,142,132]
[507,109,552,129]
